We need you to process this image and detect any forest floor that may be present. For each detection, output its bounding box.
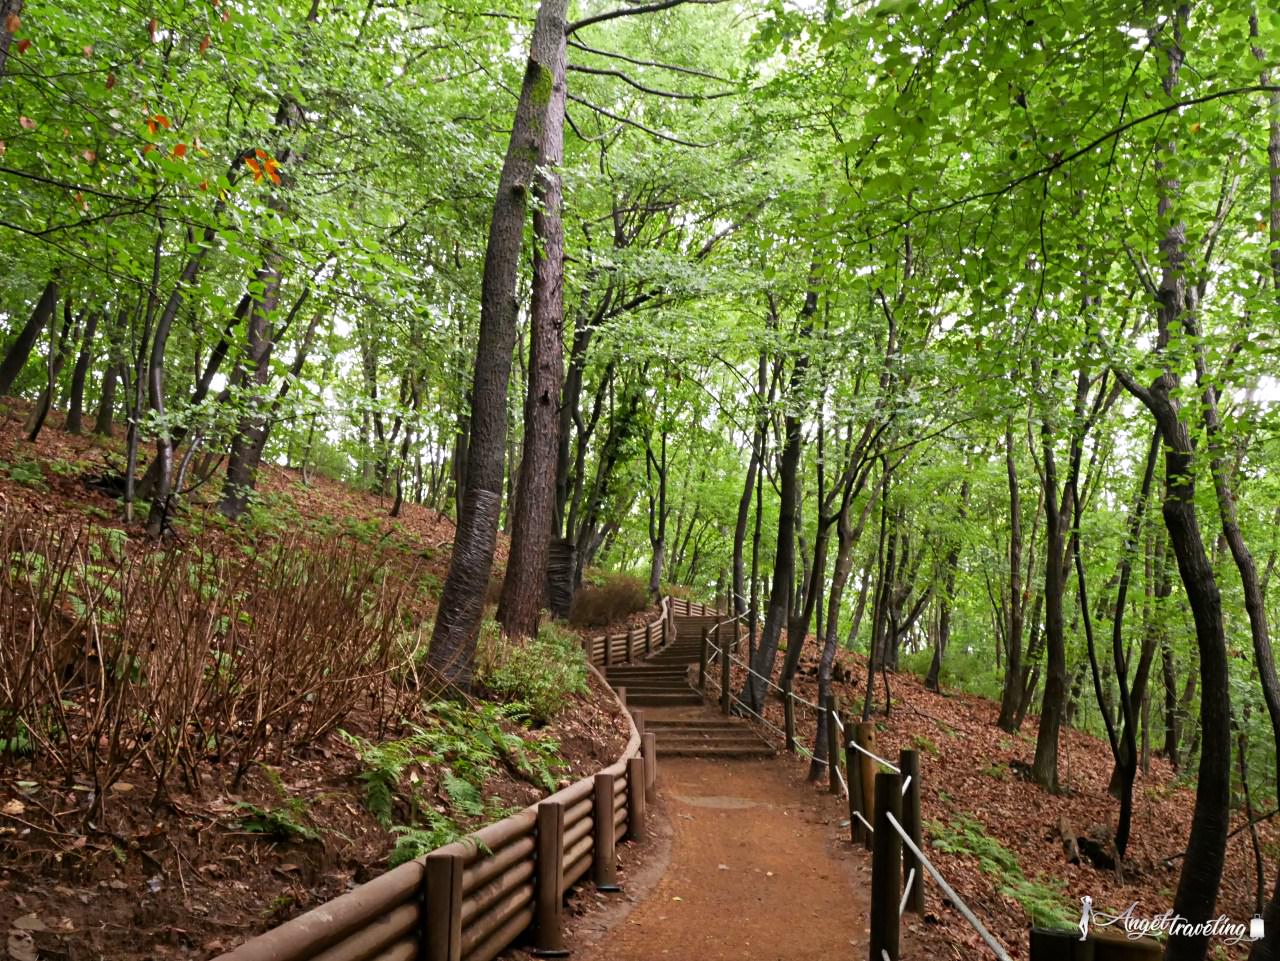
[0,407,639,961]
[725,646,1280,960]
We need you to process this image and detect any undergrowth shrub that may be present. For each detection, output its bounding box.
[0,507,414,820]
[569,570,649,628]
[473,619,589,722]
[928,814,1073,927]
[340,700,564,866]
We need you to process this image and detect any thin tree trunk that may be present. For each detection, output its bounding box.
[64,310,100,434]
[0,280,57,396]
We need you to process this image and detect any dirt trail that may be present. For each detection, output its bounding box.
[577,754,870,961]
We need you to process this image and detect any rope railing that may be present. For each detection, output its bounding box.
[691,615,1017,961]
[884,811,1015,961]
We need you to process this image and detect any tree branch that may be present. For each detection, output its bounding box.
[567,0,728,36]
[566,62,736,99]
[567,38,733,82]
[566,92,711,147]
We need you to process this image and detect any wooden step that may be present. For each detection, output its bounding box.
[657,744,775,758]
[626,692,705,706]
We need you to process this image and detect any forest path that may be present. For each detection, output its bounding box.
[577,753,870,961]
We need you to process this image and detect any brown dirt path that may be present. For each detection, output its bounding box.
[576,755,871,961]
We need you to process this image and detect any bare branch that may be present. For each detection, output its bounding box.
[566,92,711,148]
[567,0,728,36]
[567,38,733,82]
[566,62,737,99]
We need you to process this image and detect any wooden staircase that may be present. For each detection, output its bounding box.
[605,612,774,759]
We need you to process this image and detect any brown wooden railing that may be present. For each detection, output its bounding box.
[212,596,715,961]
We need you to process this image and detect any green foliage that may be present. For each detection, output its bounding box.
[473,619,589,723]
[340,699,559,863]
[0,460,47,491]
[235,768,319,843]
[928,816,1073,928]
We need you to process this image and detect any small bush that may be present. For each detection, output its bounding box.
[474,620,589,723]
[569,571,649,628]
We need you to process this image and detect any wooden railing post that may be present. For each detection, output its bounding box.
[844,713,864,845]
[632,709,645,743]
[615,686,627,710]
[627,755,647,841]
[644,620,653,655]
[869,771,903,961]
[423,850,463,961]
[854,721,876,850]
[899,748,925,915]
[718,622,731,715]
[825,695,841,795]
[1029,928,1097,961]
[698,627,709,690]
[533,800,568,956]
[643,731,657,801]
[593,773,620,891]
[783,682,796,753]
[604,632,613,668]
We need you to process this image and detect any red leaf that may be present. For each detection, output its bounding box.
[173,142,187,157]
[199,34,210,54]
[142,144,156,154]
[83,45,93,58]
[106,72,116,89]
[82,149,97,163]
[18,115,35,130]
[245,156,262,181]
[254,148,268,160]
[154,114,170,129]
[16,38,30,54]
[148,17,158,41]
[199,180,208,191]
[4,13,20,32]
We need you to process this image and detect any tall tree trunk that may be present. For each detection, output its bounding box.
[998,424,1026,729]
[928,479,970,692]
[1111,13,1231,958]
[25,297,78,442]
[0,280,57,396]
[497,27,567,638]
[427,0,568,688]
[742,287,815,714]
[63,310,99,434]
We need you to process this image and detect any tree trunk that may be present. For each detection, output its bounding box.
[497,26,567,638]
[0,280,57,396]
[742,288,815,714]
[25,297,78,442]
[427,0,569,688]
[63,310,100,434]
[998,424,1026,729]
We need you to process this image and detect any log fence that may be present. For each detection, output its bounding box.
[213,597,705,961]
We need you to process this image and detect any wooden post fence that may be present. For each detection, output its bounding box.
[533,800,568,956]
[783,683,796,753]
[869,771,903,961]
[854,721,875,850]
[825,695,841,795]
[844,715,864,845]
[899,748,925,915]
[719,622,731,715]
[592,773,619,891]
[698,627,709,690]
[627,756,646,841]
